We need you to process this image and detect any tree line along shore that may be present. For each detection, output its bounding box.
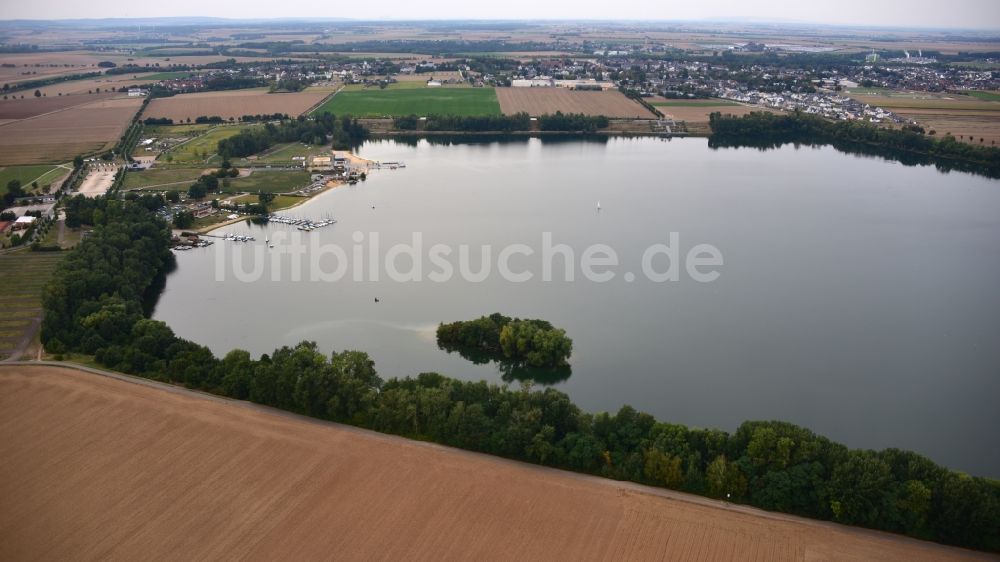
[35,195,1000,554]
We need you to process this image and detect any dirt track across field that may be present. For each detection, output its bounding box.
[0,364,994,561]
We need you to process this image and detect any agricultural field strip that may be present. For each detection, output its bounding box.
[312,87,501,117]
[0,253,61,356]
[495,88,656,119]
[0,98,143,164]
[301,87,340,115]
[0,96,125,128]
[143,90,330,122]
[0,364,985,561]
[0,165,68,189]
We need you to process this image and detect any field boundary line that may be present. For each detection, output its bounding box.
[305,85,344,115]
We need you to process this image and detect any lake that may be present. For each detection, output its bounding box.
[154,136,1000,477]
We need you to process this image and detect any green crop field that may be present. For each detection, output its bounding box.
[847,87,895,96]
[142,71,199,80]
[251,142,325,164]
[340,81,469,92]
[0,165,63,193]
[0,251,63,359]
[966,91,1000,102]
[165,125,256,164]
[312,87,500,117]
[168,127,243,164]
[123,167,205,190]
[223,170,311,194]
[230,193,303,210]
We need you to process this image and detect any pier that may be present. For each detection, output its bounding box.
[267,214,337,232]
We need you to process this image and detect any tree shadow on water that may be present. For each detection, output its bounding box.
[438,342,572,386]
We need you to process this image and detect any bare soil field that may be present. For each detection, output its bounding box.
[0,52,183,85]
[76,165,118,197]
[143,89,332,122]
[0,52,287,87]
[658,103,778,123]
[0,365,991,562]
[33,73,163,97]
[497,88,656,119]
[850,92,1000,145]
[0,97,142,165]
[0,93,116,120]
[0,51,110,85]
[895,111,1000,146]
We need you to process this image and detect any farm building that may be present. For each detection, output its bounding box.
[513,78,555,88]
[3,203,56,220]
[12,216,36,230]
[554,79,615,91]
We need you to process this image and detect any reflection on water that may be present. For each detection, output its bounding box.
[155,137,1000,477]
[437,342,573,385]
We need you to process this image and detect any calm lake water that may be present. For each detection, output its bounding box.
[154,137,1000,477]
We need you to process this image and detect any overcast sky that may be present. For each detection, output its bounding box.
[1,0,999,30]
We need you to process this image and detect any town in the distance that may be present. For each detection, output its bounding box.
[1,13,999,562]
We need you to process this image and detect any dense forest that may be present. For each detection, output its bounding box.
[40,198,1000,553]
[217,114,368,157]
[437,313,573,368]
[709,111,1000,178]
[41,198,175,353]
[538,112,610,132]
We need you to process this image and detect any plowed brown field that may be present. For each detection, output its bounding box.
[497,88,656,118]
[655,102,778,123]
[0,97,142,165]
[0,365,992,562]
[33,74,163,97]
[0,93,115,120]
[143,89,331,122]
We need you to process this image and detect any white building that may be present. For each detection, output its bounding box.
[512,78,555,88]
[12,216,36,231]
[553,79,615,91]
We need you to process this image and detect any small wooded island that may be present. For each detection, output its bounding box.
[437,313,573,369]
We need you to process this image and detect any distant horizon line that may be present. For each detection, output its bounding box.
[0,16,997,33]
